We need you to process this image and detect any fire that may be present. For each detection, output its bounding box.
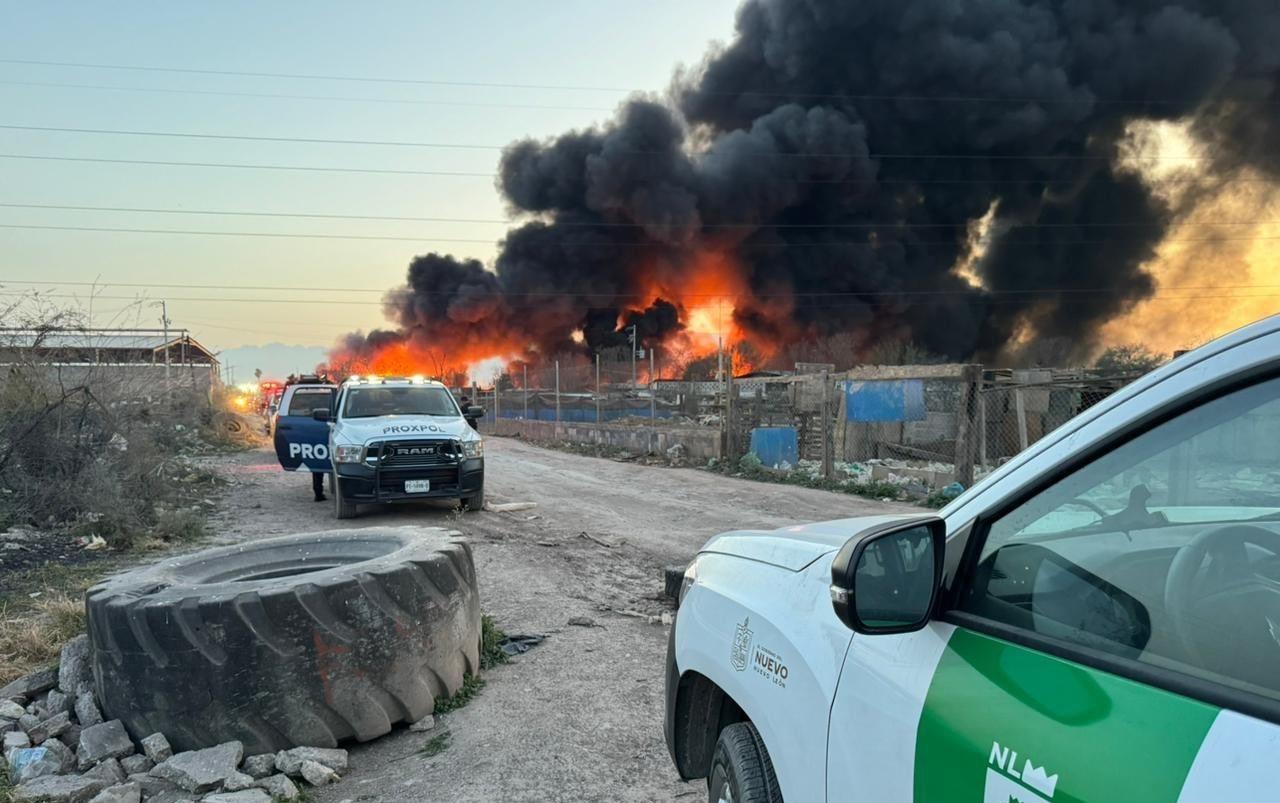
[626,250,774,374]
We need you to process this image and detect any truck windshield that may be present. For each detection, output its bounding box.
[342,386,459,419]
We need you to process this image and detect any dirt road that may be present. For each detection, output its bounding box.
[207,436,911,802]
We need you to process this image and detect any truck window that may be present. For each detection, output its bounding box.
[342,386,458,418]
[958,375,1280,706]
[284,388,333,416]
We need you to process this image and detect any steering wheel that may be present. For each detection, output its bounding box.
[1164,524,1280,671]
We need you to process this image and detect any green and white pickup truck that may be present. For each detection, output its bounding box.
[666,315,1280,803]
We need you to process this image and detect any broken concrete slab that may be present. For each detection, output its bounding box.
[11,773,109,802]
[28,711,72,744]
[256,774,299,800]
[297,759,338,786]
[74,692,103,728]
[408,714,436,732]
[85,756,126,784]
[77,721,134,769]
[4,729,31,753]
[149,741,244,793]
[0,667,58,702]
[240,753,275,779]
[0,699,26,719]
[9,745,67,783]
[221,770,256,792]
[125,772,182,800]
[118,754,152,775]
[87,781,141,803]
[45,690,72,717]
[43,737,75,771]
[203,790,272,803]
[57,636,93,696]
[274,746,347,775]
[139,732,172,764]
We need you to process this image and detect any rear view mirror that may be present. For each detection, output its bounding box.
[830,517,945,634]
[311,408,331,422]
[466,405,485,419]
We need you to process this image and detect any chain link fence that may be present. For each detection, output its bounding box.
[462,358,1141,503]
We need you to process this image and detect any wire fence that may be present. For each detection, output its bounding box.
[459,359,1142,501]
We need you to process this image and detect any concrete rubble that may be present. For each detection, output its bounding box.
[3,643,352,802]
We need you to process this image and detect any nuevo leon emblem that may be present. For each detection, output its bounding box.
[730,617,753,672]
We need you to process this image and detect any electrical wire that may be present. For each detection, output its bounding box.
[2,201,1279,229]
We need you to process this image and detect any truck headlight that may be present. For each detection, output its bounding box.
[678,559,698,606]
[333,445,364,463]
[462,440,484,458]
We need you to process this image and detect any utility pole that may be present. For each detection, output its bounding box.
[649,349,656,422]
[820,370,833,479]
[554,360,562,437]
[595,353,601,425]
[155,300,171,390]
[628,324,638,388]
[523,364,528,420]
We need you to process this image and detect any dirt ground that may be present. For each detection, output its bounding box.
[205,436,911,803]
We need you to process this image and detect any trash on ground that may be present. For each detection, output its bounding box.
[498,634,547,657]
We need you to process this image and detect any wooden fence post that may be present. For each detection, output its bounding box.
[954,364,982,488]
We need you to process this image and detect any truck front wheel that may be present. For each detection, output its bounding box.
[332,473,358,519]
[461,486,485,512]
[707,722,782,803]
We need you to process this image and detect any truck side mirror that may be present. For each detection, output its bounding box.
[830,517,944,634]
[466,405,485,419]
[311,408,331,422]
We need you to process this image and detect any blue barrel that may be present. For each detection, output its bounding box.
[749,426,799,468]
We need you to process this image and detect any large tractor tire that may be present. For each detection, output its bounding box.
[86,527,480,753]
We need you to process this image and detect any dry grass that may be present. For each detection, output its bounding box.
[0,565,102,686]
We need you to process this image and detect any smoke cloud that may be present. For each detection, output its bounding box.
[335,0,1280,373]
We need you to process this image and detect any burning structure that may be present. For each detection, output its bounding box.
[332,0,1280,381]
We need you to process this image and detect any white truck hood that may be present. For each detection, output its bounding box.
[335,415,476,445]
[699,514,922,571]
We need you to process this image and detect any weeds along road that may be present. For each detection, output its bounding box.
[207,435,912,803]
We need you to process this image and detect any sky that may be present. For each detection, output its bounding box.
[0,1,742,369]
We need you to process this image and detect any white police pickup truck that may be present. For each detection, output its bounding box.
[666,316,1280,803]
[312,376,485,518]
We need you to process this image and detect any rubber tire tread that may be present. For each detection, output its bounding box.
[87,529,480,754]
[708,722,784,803]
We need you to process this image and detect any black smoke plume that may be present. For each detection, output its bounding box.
[338,0,1280,368]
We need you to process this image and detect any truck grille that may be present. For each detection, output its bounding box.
[370,439,461,469]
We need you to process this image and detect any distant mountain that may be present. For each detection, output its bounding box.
[217,343,328,382]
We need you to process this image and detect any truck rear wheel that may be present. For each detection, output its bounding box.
[333,473,358,519]
[707,722,783,803]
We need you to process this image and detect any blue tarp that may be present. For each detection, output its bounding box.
[844,380,927,423]
[749,426,799,468]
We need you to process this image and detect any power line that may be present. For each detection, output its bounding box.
[0,123,1215,161]
[5,290,1280,308]
[0,152,491,177]
[0,58,632,93]
[2,57,1271,107]
[5,221,1280,246]
[0,79,616,112]
[7,201,1280,229]
[2,151,1264,186]
[9,278,1280,299]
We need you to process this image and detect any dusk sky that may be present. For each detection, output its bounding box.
[0,1,740,363]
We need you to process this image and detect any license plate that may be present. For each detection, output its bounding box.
[404,480,431,493]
